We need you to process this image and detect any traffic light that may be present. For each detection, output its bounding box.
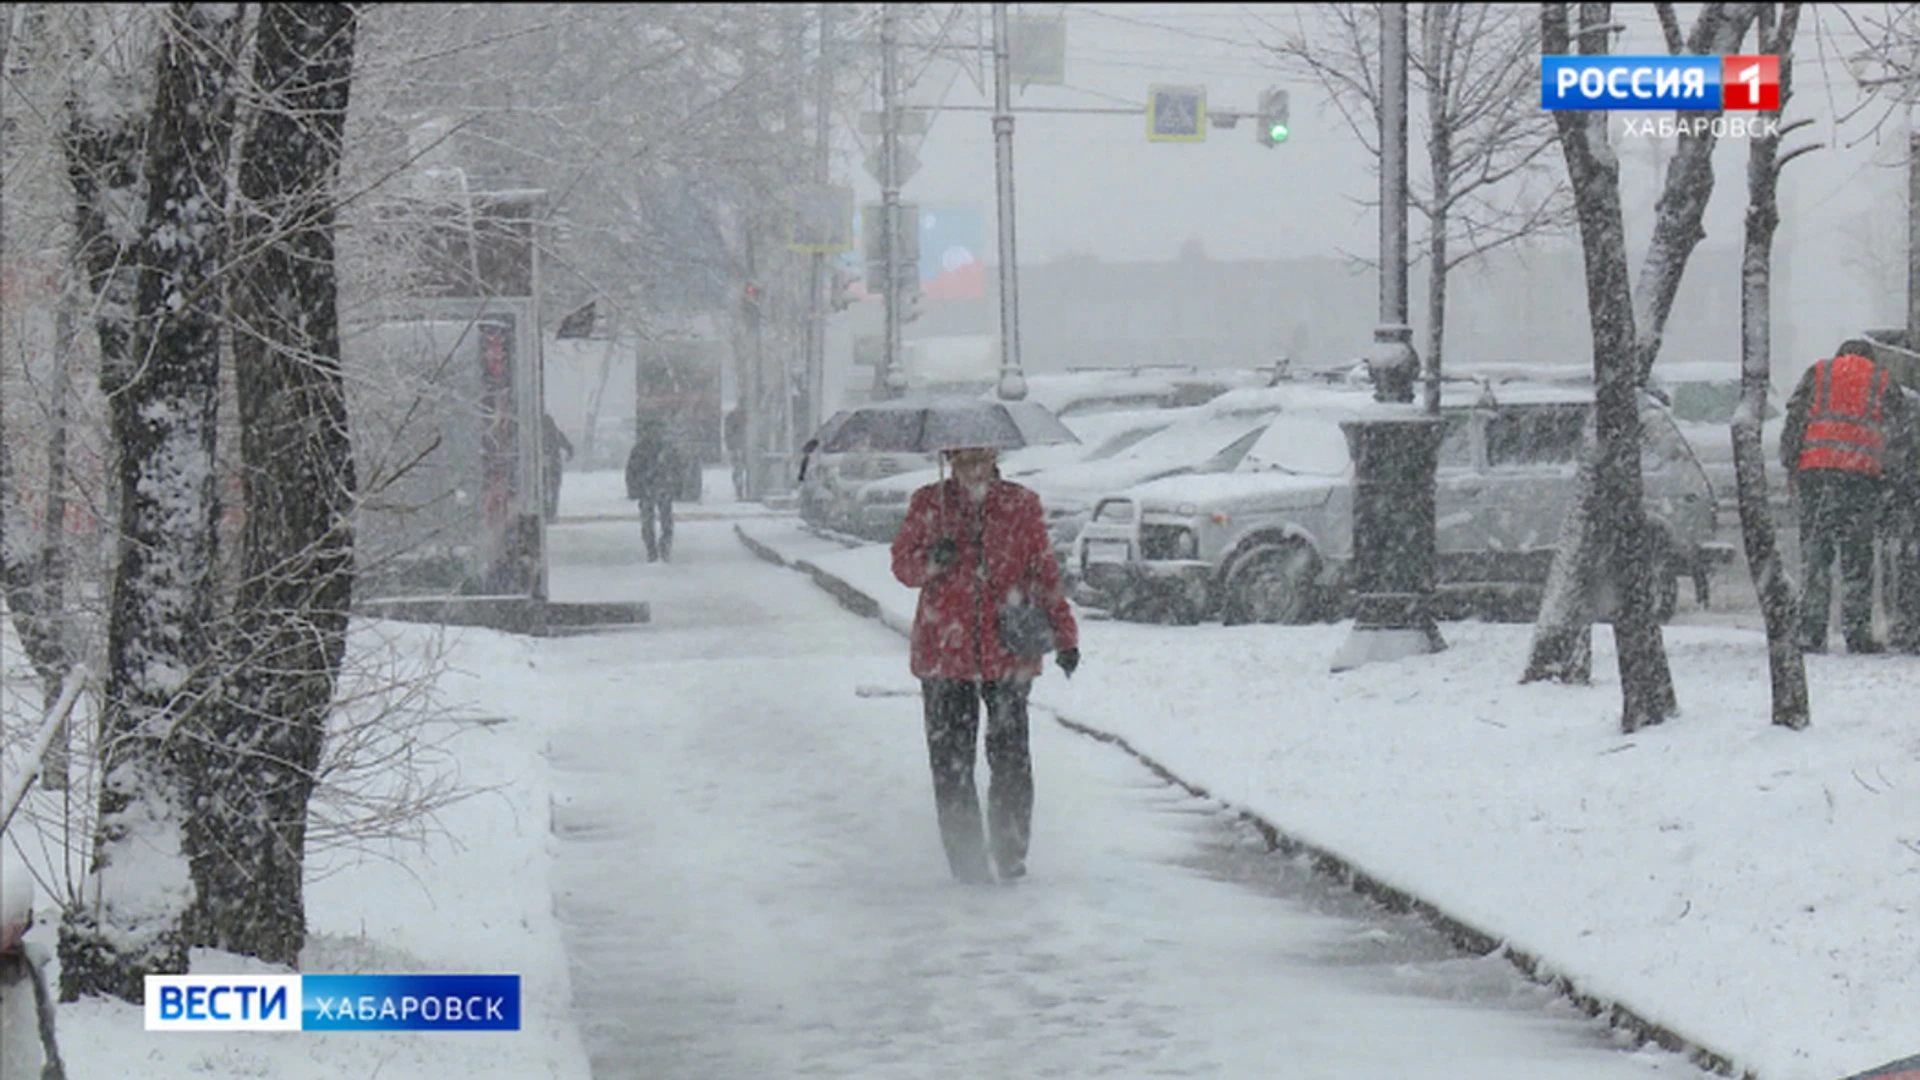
[1258,87,1290,147]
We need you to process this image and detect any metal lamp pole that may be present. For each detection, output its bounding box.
[991,2,1026,400]
[1331,1,1446,672]
[878,2,907,398]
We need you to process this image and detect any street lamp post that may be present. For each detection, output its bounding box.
[991,2,1027,401]
[1331,2,1446,672]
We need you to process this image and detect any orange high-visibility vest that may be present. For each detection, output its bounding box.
[1797,353,1894,476]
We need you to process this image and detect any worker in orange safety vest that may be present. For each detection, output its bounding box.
[1779,340,1915,653]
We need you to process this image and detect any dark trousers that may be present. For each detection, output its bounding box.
[638,495,673,561]
[921,677,1033,882]
[1796,470,1882,650]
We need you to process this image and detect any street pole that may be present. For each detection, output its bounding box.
[990,2,1026,401]
[877,2,907,399]
[1375,0,1415,402]
[1907,106,1920,356]
[1331,0,1444,672]
[804,1,835,438]
[743,231,765,501]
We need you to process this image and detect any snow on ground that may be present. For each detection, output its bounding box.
[4,619,593,1080]
[736,517,1920,1080]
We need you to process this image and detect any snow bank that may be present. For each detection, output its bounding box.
[14,620,591,1080]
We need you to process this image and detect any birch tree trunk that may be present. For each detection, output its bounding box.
[1524,1,1759,704]
[60,2,243,1003]
[1735,2,1810,730]
[1,3,80,692]
[186,1,358,967]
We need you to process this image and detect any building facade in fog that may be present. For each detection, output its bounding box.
[826,241,1764,410]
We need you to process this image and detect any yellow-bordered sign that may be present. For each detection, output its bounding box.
[1147,84,1206,143]
[788,184,855,254]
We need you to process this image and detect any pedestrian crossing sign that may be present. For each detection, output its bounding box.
[1147,84,1206,143]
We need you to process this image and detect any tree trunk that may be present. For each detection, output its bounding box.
[1530,1,1679,731]
[1735,2,1809,729]
[60,2,243,1004]
[185,1,359,968]
[1524,0,1758,700]
[37,280,79,790]
[0,4,75,696]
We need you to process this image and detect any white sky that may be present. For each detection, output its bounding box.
[846,4,1913,303]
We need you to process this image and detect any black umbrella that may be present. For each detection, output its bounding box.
[1842,1054,1920,1080]
[817,398,1079,454]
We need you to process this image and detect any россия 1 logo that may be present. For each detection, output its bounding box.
[1541,55,1779,111]
[145,973,521,1032]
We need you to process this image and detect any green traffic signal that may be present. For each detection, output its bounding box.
[1268,122,1289,143]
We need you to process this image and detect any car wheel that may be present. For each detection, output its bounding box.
[1222,542,1317,625]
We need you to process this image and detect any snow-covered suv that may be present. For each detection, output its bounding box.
[1070,380,1729,624]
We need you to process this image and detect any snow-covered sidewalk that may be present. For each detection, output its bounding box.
[555,466,785,522]
[735,518,1920,1080]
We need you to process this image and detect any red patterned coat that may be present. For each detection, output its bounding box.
[890,475,1078,682]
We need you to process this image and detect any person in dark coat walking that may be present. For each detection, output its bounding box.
[1780,340,1915,653]
[889,445,1079,885]
[625,416,682,562]
[541,413,574,523]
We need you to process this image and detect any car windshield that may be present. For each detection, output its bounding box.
[1485,404,1587,466]
[1114,409,1285,469]
[1085,425,1163,460]
[1236,415,1353,476]
[1669,380,1778,423]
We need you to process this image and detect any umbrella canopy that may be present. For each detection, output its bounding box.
[817,398,1079,454]
[1843,1055,1920,1080]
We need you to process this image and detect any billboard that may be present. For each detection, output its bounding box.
[845,203,986,301]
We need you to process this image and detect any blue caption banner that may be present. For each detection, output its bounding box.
[302,974,522,1032]
[1540,55,1719,110]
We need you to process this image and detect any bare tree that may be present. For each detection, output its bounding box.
[1528,1,1758,733]
[1734,2,1816,730]
[1260,2,1570,405]
[58,0,244,1003]
[182,1,359,968]
[1522,2,1758,717]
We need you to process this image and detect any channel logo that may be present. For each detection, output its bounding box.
[1541,55,1779,111]
[145,974,521,1032]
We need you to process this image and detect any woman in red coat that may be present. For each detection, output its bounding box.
[890,445,1080,884]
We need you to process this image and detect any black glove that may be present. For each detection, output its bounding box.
[929,537,959,570]
[1056,647,1080,678]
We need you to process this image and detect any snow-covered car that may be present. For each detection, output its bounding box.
[1021,386,1332,561]
[1651,362,1787,513]
[850,405,1204,543]
[796,407,940,533]
[1009,366,1280,420]
[797,397,1078,534]
[1070,379,1729,625]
